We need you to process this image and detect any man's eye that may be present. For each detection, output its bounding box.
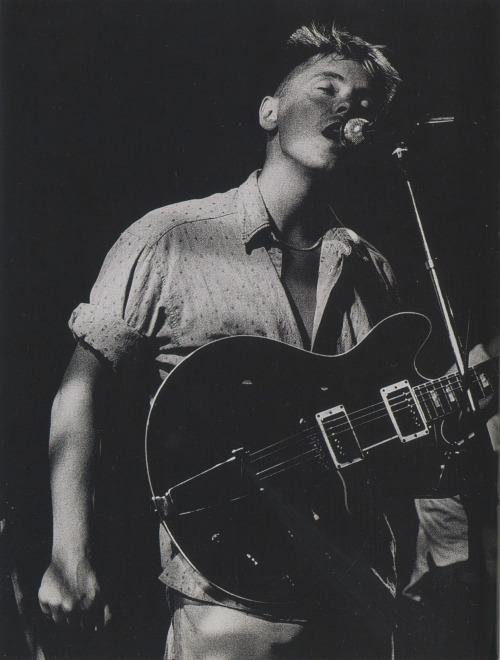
[318,85,337,95]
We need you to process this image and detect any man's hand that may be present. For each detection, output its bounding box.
[39,554,111,627]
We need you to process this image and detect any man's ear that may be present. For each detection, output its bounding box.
[259,96,279,132]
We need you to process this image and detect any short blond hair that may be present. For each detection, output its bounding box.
[275,22,401,111]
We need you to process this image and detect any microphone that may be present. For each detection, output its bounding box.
[341,116,456,146]
[341,118,372,146]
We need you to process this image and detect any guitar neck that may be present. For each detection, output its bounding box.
[413,357,498,424]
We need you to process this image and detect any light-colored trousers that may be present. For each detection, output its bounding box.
[164,591,394,660]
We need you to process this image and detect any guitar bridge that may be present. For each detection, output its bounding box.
[316,405,364,469]
[381,380,428,442]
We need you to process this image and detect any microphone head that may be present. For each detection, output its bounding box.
[341,117,370,146]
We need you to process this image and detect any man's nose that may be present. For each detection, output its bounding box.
[334,97,352,117]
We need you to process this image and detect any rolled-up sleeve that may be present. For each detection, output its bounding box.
[69,229,167,371]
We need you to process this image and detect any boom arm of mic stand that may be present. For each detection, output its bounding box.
[392,142,477,413]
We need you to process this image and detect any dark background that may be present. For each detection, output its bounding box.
[1,0,499,657]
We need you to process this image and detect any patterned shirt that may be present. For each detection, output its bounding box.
[69,170,400,614]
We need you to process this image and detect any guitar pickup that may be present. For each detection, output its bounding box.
[381,380,429,442]
[316,405,364,469]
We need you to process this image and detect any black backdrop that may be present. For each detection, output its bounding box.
[2,0,499,657]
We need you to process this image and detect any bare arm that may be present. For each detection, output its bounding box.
[38,343,112,625]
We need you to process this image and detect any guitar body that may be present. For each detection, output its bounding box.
[146,312,434,606]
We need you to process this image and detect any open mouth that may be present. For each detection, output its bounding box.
[322,121,343,141]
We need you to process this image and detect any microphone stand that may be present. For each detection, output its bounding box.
[391,142,477,414]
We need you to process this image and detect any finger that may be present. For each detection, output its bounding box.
[59,598,81,626]
[39,599,53,618]
[51,605,66,624]
[79,586,99,612]
[40,598,66,624]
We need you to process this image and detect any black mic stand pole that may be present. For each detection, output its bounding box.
[391,142,477,413]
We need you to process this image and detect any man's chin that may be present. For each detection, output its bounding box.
[282,144,344,174]
[309,151,344,173]
[310,144,346,171]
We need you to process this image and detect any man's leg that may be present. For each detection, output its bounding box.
[164,592,307,660]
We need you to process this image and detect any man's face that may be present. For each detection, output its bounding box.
[274,55,377,172]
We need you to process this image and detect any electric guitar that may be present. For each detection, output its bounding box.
[145,311,497,614]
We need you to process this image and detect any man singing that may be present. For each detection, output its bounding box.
[39,22,411,659]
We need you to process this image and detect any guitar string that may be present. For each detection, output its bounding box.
[248,397,409,464]
[249,379,464,465]
[320,373,467,439]
[255,372,493,479]
[250,402,473,481]
[341,372,479,425]
[250,408,408,478]
[249,427,319,461]
[320,381,465,433]
[249,368,486,463]
[252,434,323,479]
[249,391,423,461]
[247,373,489,477]
[249,386,461,469]
[254,386,468,477]
[250,401,422,473]
[248,374,477,465]
[251,404,436,480]
[254,447,320,477]
[248,395,394,460]
[255,453,322,480]
[326,380,475,434]
[249,434,318,464]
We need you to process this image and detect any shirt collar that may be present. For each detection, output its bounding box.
[239,170,272,246]
[238,169,360,255]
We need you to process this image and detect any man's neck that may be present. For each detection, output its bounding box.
[258,160,332,247]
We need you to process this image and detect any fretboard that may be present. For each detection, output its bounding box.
[414,357,498,423]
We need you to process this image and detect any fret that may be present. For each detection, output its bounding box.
[436,376,461,413]
[447,373,463,399]
[419,398,433,422]
[415,382,438,421]
[470,358,498,405]
[474,368,487,397]
[414,374,462,422]
[444,382,458,406]
[472,366,493,396]
[414,358,497,424]
[430,389,442,412]
[479,372,491,391]
[431,381,451,414]
[438,374,463,416]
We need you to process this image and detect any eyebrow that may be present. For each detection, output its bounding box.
[312,72,345,82]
